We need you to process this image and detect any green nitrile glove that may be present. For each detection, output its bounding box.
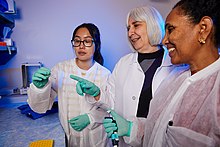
[70,74,100,97]
[68,114,90,132]
[32,67,51,88]
[103,118,118,138]
[103,110,133,137]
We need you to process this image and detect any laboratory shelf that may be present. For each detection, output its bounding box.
[0,11,15,29]
[0,45,16,51]
[0,9,17,65]
[0,46,17,65]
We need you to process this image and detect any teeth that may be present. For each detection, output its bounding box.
[168,48,175,52]
[132,38,138,42]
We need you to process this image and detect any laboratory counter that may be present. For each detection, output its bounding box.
[0,95,65,147]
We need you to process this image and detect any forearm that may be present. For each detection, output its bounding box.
[123,118,146,146]
[85,89,114,112]
[87,108,109,129]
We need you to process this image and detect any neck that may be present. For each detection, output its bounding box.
[190,45,219,75]
[139,45,160,54]
[76,58,94,70]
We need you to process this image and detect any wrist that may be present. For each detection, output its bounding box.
[94,93,100,101]
[92,88,100,97]
[85,113,91,124]
[33,79,48,88]
[126,121,133,137]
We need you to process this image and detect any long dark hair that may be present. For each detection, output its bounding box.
[71,23,104,65]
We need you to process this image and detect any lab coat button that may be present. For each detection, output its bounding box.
[132,96,136,100]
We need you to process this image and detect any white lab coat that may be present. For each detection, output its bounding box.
[86,49,175,147]
[27,59,111,147]
[127,58,220,147]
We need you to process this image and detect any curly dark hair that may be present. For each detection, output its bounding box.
[71,23,104,65]
[174,0,220,47]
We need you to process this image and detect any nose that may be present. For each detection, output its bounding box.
[162,33,169,46]
[128,27,134,38]
[79,41,85,48]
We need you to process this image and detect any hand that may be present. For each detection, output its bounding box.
[32,67,51,88]
[70,74,100,97]
[68,114,90,132]
[103,110,133,137]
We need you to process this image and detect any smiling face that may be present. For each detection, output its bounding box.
[73,27,95,62]
[162,7,201,65]
[127,17,155,53]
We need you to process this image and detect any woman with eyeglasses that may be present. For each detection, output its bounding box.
[27,23,111,147]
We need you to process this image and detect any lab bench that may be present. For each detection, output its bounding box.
[0,95,65,147]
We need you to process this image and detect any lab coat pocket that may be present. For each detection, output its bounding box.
[165,125,216,147]
[89,125,109,147]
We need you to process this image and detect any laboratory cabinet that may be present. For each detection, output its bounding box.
[0,10,17,65]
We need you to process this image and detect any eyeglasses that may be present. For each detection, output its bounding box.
[71,39,94,47]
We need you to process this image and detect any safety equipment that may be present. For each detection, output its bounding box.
[70,75,100,97]
[32,67,51,88]
[92,51,172,146]
[103,110,133,137]
[105,117,119,146]
[68,113,90,132]
[103,117,117,138]
[28,59,111,147]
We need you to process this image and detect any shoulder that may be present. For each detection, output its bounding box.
[120,52,136,61]
[58,59,75,65]
[94,62,111,75]
[116,52,137,65]
[110,52,137,75]
[53,59,75,70]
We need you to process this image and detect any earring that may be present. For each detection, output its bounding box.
[199,38,206,44]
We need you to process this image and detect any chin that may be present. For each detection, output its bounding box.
[171,58,181,65]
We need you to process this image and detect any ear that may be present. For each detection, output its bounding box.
[199,16,213,41]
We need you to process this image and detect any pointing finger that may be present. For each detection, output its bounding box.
[70,75,85,82]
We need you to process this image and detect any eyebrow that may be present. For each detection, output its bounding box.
[74,35,93,39]
[133,21,142,25]
[127,21,143,28]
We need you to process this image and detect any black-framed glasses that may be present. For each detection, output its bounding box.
[71,39,94,47]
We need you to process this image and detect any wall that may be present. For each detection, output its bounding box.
[0,0,178,90]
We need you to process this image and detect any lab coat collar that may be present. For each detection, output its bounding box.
[131,52,138,64]
[130,46,173,67]
[189,56,220,81]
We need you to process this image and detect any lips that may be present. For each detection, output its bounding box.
[131,38,139,42]
[130,35,140,43]
[77,51,86,56]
